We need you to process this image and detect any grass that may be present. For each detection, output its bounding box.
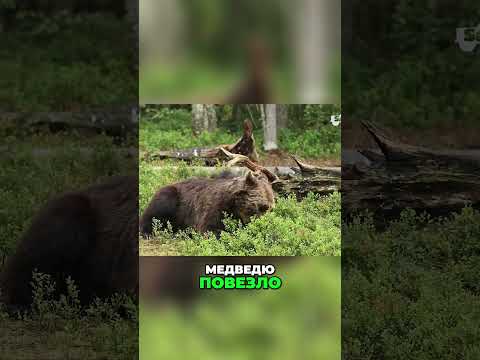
[0,272,137,360]
[140,111,237,154]
[0,133,132,259]
[343,207,480,359]
[140,107,341,160]
[0,13,136,111]
[139,163,341,256]
[344,55,480,129]
[140,193,340,256]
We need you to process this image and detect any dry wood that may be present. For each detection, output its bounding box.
[344,121,480,221]
[2,108,138,136]
[291,155,341,177]
[148,165,340,178]
[144,119,259,164]
[208,149,340,199]
[362,120,480,166]
[219,147,279,182]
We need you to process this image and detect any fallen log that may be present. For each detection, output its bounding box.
[219,148,341,198]
[144,119,259,164]
[0,146,138,160]
[362,120,480,166]
[272,175,340,199]
[219,147,278,182]
[149,165,341,179]
[343,121,480,222]
[2,108,138,137]
[291,156,342,177]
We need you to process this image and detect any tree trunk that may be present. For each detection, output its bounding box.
[293,0,331,102]
[191,104,205,135]
[344,121,480,225]
[206,104,217,132]
[192,104,217,135]
[277,104,288,129]
[264,104,278,151]
[140,0,185,65]
[259,104,266,128]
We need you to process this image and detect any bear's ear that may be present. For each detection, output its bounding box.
[245,171,258,187]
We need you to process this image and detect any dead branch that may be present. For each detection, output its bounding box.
[144,119,259,164]
[344,121,480,223]
[219,147,279,182]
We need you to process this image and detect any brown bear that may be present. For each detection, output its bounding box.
[0,175,138,308]
[139,171,275,236]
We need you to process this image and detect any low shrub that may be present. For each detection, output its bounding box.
[140,192,341,256]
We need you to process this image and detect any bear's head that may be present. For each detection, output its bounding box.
[232,171,275,224]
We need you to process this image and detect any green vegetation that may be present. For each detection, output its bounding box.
[0,11,135,110]
[345,1,480,128]
[0,272,137,359]
[140,109,237,154]
[0,130,136,359]
[141,191,340,256]
[343,207,480,359]
[0,132,131,259]
[140,62,296,103]
[140,258,340,360]
[140,105,341,160]
[139,163,340,257]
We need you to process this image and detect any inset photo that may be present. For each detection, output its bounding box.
[139,104,341,256]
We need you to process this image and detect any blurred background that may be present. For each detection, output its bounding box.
[0,0,138,111]
[140,257,340,359]
[140,0,340,104]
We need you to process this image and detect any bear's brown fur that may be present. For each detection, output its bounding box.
[139,171,275,236]
[0,176,138,308]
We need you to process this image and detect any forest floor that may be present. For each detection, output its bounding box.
[0,319,136,360]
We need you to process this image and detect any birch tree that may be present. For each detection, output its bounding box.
[192,104,217,135]
[205,104,217,132]
[264,104,278,151]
